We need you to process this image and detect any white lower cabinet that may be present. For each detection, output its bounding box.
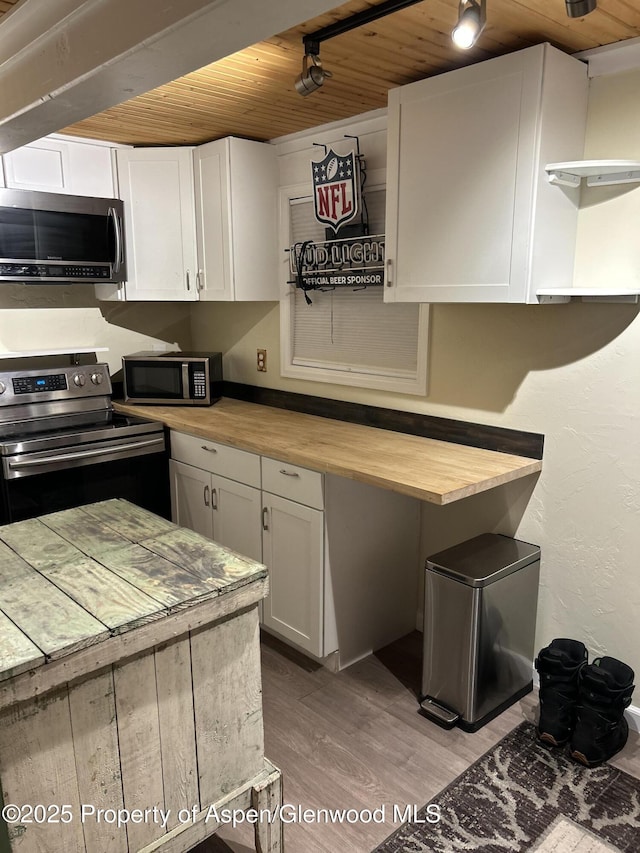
[170,459,213,538]
[261,457,421,669]
[211,474,262,563]
[169,431,421,669]
[170,460,262,562]
[169,432,262,562]
[261,492,325,657]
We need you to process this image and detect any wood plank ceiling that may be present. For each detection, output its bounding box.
[6,0,640,146]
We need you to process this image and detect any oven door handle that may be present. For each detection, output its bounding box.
[7,437,165,472]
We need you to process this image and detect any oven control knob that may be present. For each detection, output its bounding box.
[72,373,86,387]
[0,381,5,395]
[90,372,104,385]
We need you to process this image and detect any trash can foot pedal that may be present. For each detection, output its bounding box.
[419,697,459,728]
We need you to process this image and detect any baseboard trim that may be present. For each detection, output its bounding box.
[627,704,640,733]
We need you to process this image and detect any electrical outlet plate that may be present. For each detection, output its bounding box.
[257,349,267,372]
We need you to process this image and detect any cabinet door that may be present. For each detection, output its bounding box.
[385,48,544,304]
[170,460,213,539]
[194,138,233,300]
[116,147,198,301]
[194,137,279,302]
[2,137,117,197]
[261,493,324,657]
[211,474,262,562]
[385,44,587,304]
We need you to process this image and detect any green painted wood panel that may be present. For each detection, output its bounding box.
[0,500,265,681]
[39,556,166,633]
[143,528,266,590]
[40,507,131,556]
[98,544,217,608]
[82,498,177,541]
[0,611,44,683]
[0,541,37,583]
[0,519,84,572]
[0,573,107,661]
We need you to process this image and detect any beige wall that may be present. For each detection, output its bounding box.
[0,286,192,374]
[191,70,640,683]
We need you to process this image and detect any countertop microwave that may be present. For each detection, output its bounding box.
[122,352,223,406]
[0,188,126,284]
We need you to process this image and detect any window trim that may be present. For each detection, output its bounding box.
[278,182,429,396]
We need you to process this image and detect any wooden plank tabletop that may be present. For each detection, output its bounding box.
[115,398,542,505]
[0,610,45,681]
[0,499,266,683]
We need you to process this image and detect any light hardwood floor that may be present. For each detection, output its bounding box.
[197,632,640,853]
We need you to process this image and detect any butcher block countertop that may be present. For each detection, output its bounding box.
[115,398,542,505]
[0,498,266,688]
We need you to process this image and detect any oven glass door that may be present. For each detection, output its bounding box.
[0,206,116,264]
[0,449,170,524]
[124,360,186,401]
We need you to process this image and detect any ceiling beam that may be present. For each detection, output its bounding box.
[0,0,338,153]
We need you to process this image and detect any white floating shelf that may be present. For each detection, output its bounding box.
[536,288,640,304]
[545,160,640,188]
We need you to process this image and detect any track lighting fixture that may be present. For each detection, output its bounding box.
[295,52,332,97]
[565,0,597,17]
[294,0,424,96]
[451,0,486,50]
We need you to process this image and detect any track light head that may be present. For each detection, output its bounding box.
[565,0,597,17]
[451,0,486,50]
[295,53,332,97]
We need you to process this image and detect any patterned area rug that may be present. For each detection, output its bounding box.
[374,722,640,853]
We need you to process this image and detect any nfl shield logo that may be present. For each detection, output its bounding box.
[312,148,359,233]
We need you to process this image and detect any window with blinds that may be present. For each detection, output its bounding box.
[281,186,429,395]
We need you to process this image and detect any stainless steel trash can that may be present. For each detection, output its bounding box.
[420,533,540,732]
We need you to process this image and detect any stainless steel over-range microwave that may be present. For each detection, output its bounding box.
[0,188,126,284]
[122,352,223,406]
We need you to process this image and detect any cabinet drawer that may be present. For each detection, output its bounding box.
[261,457,323,509]
[170,431,260,487]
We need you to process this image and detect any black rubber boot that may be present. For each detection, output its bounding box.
[535,638,588,747]
[570,656,635,768]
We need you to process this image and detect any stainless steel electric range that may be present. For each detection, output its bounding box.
[0,361,170,524]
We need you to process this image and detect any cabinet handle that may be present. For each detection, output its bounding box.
[186,270,191,291]
[262,507,269,531]
[200,445,217,453]
[203,484,210,507]
[279,469,300,478]
[211,487,218,510]
[197,269,204,291]
[385,257,393,287]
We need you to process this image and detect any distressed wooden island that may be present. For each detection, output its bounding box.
[0,499,282,853]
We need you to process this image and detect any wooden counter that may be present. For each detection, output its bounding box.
[0,499,282,853]
[115,398,542,505]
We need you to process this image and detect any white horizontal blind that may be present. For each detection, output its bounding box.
[290,190,420,378]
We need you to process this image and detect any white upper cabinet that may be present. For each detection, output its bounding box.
[2,136,116,198]
[194,137,279,301]
[384,43,588,304]
[116,147,198,301]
